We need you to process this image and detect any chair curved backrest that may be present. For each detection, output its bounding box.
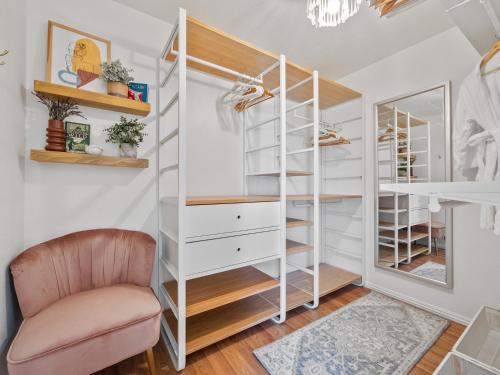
[10,229,156,319]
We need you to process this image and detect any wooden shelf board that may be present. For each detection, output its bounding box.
[184,195,280,206]
[377,104,427,128]
[286,239,313,255]
[163,266,279,317]
[34,80,151,116]
[251,170,313,177]
[380,229,429,243]
[163,294,279,354]
[261,263,361,310]
[166,17,361,109]
[287,194,362,201]
[378,244,429,267]
[30,149,148,168]
[286,217,313,228]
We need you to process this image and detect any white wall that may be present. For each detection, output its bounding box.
[23,0,170,249]
[339,26,500,322]
[0,0,26,354]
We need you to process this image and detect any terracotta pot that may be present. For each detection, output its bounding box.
[107,82,129,98]
[45,119,66,152]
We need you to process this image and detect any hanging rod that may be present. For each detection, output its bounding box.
[168,50,263,84]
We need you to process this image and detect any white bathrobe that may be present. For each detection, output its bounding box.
[455,54,500,234]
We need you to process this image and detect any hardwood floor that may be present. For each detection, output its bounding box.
[94,285,465,375]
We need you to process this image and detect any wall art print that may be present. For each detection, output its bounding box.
[46,21,111,93]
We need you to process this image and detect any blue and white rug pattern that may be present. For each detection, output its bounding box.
[254,292,448,375]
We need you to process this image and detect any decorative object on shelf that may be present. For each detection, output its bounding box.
[65,122,90,153]
[46,21,111,93]
[128,82,149,103]
[101,60,134,98]
[103,115,146,158]
[0,49,9,65]
[33,91,86,152]
[306,0,362,28]
[85,145,104,156]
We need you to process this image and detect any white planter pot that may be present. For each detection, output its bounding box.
[119,143,137,158]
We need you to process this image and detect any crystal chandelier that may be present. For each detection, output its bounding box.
[307,0,363,28]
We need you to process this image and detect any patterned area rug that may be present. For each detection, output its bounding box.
[254,292,448,375]
[410,261,446,283]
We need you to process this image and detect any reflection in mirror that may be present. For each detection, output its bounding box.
[375,83,452,287]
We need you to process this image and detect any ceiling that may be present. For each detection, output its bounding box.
[113,0,456,79]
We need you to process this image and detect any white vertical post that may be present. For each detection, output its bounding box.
[155,57,161,297]
[176,7,187,371]
[406,112,411,263]
[275,54,287,323]
[393,107,399,268]
[427,120,432,255]
[311,70,320,308]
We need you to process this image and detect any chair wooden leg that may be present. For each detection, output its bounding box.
[146,347,157,375]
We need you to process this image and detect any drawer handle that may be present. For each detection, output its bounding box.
[237,215,241,219]
[237,247,241,252]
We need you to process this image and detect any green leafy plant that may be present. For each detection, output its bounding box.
[100,60,134,84]
[32,92,86,121]
[103,116,147,147]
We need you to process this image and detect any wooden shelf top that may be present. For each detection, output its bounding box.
[250,170,313,177]
[167,17,361,109]
[286,217,313,228]
[30,149,149,168]
[163,294,278,355]
[378,244,429,267]
[161,194,362,206]
[378,104,427,128]
[184,195,280,205]
[163,266,279,317]
[286,239,313,255]
[380,229,429,243]
[34,80,151,116]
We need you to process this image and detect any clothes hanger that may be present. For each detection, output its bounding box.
[311,129,350,146]
[234,87,274,112]
[480,40,500,76]
[377,124,407,142]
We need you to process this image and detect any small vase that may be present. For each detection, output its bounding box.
[119,143,137,158]
[45,119,66,152]
[107,82,128,98]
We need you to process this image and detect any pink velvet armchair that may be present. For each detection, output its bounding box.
[6,229,161,375]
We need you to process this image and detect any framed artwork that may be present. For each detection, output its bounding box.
[46,21,111,93]
[65,122,90,153]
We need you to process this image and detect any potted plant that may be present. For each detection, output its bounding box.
[33,92,86,152]
[103,116,146,158]
[101,60,134,98]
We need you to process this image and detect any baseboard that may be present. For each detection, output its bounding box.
[365,282,470,325]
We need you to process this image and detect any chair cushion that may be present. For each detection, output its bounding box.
[7,284,161,374]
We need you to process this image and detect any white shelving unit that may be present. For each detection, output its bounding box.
[376,106,432,268]
[155,8,364,370]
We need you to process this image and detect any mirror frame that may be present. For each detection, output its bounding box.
[373,81,453,288]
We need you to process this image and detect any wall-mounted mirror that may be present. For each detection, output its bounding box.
[374,82,453,287]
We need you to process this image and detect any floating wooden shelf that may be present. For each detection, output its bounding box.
[30,149,149,168]
[249,170,313,177]
[378,244,429,267]
[167,17,361,109]
[286,217,313,228]
[34,80,151,116]
[162,266,279,317]
[163,294,279,355]
[261,263,361,311]
[286,239,313,255]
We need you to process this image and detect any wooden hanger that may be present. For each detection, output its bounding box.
[480,40,500,75]
[234,87,274,112]
[377,126,407,142]
[314,129,351,147]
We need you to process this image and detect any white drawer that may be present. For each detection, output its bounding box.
[185,229,280,276]
[185,202,280,239]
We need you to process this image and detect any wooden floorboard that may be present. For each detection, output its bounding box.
[94,285,465,375]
